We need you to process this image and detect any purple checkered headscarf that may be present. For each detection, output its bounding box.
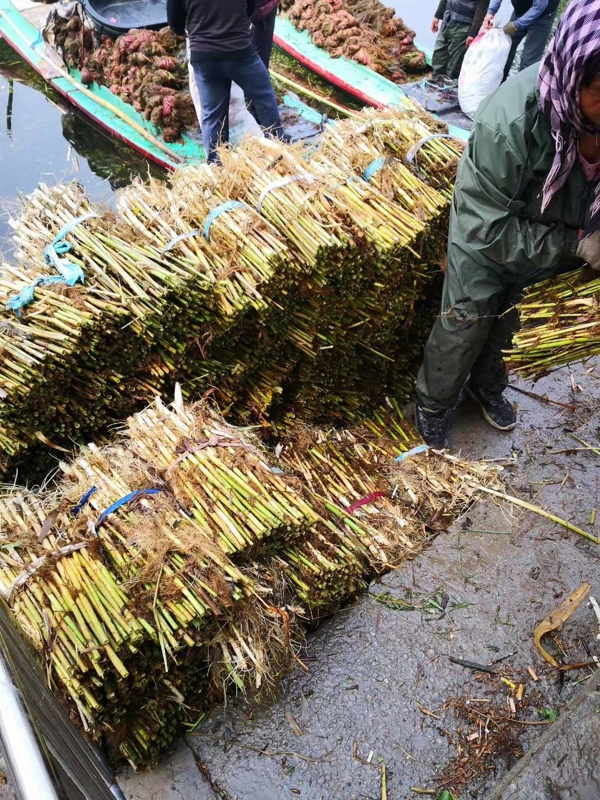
[538,0,600,230]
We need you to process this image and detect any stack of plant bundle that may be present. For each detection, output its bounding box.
[0,392,501,766]
[312,104,464,206]
[280,0,427,80]
[46,12,195,141]
[507,267,600,377]
[0,106,462,476]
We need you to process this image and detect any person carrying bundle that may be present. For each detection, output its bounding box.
[167,0,287,163]
[431,0,491,80]
[482,0,561,80]
[415,0,600,450]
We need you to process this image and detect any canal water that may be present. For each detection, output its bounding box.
[0,38,160,255]
[0,0,523,255]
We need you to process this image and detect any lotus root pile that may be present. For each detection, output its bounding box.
[48,13,196,142]
[281,0,428,81]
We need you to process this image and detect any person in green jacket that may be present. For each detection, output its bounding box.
[415,0,600,449]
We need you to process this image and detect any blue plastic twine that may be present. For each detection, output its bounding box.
[162,230,200,253]
[363,156,387,183]
[97,488,162,527]
[394,444,429,463]
[72,486,98,516]
[203,201,246,241]
[6,212,97,314]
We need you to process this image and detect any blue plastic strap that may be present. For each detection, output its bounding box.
[52,213,99,246]
[97,488,162,526]
[203,201,247,241]
[43,243,85,285]
[162,231,200,253]
[6,213,96,314]
[73,486,98,516]
[6,275,66,315]
[394,444,429,463]
[363,156,387,183]
[406,134,454,164]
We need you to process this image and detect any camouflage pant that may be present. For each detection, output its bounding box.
[431,19,470,80]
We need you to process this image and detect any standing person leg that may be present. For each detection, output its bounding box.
[229,53,287,140]
[431,17,452,77]
[192,62,232,163]
[502,13,526,81]
[247,11,278,120]
[252,10,277,68]
[465,283,522,427]
[518,10,557,71]
[445,21,471,79]
[415,252,510,446]
[468,256,576,410]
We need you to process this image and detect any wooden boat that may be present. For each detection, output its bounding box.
[273,16,470,141]
[0,0,203,169]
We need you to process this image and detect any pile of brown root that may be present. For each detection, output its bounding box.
[47,13,196,141]
[282,0,427,81]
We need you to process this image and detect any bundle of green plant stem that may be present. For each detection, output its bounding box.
[318,104,466,199]
[0,393,501,766]
[507,267,600,377]
[0,112,459,475]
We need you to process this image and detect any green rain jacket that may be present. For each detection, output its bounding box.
[448,64,591,295]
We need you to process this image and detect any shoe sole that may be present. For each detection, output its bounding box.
[466,389,517,432]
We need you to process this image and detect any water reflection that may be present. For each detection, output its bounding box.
[0,38,162,254]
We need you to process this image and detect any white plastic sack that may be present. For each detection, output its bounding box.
[458,28,512,120]
[188,62,262,145]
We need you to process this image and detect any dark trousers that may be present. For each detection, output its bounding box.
[431,17,470,80]
[415,256,568,414]
[251,10,277,68]
[192,54,284,163]
[502,9,557,81]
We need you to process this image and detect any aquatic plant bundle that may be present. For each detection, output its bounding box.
[313,104,465,203]
[507,267,600,378]
[281,0,427,81]
[0,392,500,766]
[47,15,195,141]
[0,112,460,475]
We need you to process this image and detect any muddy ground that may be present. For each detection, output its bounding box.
[116,357,600,800]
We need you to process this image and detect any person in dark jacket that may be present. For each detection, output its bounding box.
[431,0,490,79]
[415,0,600,449]
[483,0,561,79]
[251,0,279,68]
[167,0,286,163]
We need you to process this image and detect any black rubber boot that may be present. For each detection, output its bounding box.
[466,385,517,431]
[414,404,450,450]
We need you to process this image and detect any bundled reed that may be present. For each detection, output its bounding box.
[0,108,459,475]
[507,267,600,377]
[0,393,500,767]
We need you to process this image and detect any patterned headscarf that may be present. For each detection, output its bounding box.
[538,0,600,230]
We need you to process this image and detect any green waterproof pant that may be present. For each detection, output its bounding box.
[415,257,570,414]
[431,19,470,79]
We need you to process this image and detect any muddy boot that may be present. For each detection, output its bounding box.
[414,404,450,450]
[466,386,516,431]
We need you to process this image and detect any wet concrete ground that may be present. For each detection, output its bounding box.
[119,356,600,800]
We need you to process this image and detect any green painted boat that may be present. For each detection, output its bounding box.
[273,16,470,141]
[0,0,204,169]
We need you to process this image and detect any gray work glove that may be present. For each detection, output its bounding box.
[576,231,600,270]
[503,21,519,37]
